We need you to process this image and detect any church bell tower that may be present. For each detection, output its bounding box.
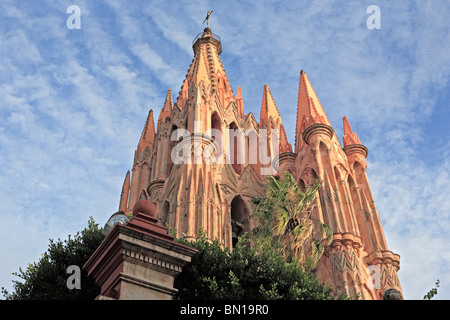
[109,17,402,299]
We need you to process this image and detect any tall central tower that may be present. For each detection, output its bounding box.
[111,26,402,300]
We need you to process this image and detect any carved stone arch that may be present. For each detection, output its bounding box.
[201,95,207,111]
[267,116,279,130]
[210,111,223,163]
[216,72,228,108]
[148,152,155,180]
[211,92,225,115]
[229,195,251,248]
[139,190,148,201]
[226,100,236,110]
[318,139,329,156]
[301,117,307,132]
[143,146,151,164]
[224,101,242,126]
[216,70,226,86]
[301,166,319,187]
[352,159,365,173]
[352,159,367,187]
[298,178,307,192]
[184,110,189,130]
[244,112,258,130]
[228,121,242,175]
[347,173,358,191]
[333,164,348,184]
[211,111,222,132]
[167,109,185,128]
[166,124,180,176]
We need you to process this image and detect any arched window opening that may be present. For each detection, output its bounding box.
[298,178,306,192]
[210,112,223,162]
[211,112,222,133]
[167,125,178,176]
[319,141,328,157]
[230,196,249,248]
[229,121,242,174]
[161,200,170,226]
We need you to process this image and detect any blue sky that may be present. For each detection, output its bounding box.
[1,0,449,300]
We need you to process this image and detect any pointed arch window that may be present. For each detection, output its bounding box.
[230,196,250,248]
[229,121,242,174]
[167,125,179,176]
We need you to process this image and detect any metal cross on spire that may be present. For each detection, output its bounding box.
[202,10,214,28]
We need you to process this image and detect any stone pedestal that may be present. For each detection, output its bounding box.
[83,200,197,300]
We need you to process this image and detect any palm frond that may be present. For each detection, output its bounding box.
[251,171,331,267]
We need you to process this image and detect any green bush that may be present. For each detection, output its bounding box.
[174,232,343,300]
[2,217,104,300]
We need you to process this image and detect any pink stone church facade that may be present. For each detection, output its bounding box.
[110,27,402,300]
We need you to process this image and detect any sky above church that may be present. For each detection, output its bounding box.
[1,0,449,300]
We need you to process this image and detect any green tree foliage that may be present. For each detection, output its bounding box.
[1,217,104,300]
[251,171,332,268]
[174,171,342,300]
[174,232,342,300]
[423,279,440,300]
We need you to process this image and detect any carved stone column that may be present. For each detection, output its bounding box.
[324,233,370,299]
[365,250,402,299]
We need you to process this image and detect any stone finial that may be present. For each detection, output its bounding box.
[138,109,156,151]
[342,116,362,147]
[132,199,157,218]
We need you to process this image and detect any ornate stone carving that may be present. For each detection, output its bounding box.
[365,250,401,292]
[147,179,165,206]
[325,233,367,294]
[301,167,317,186]
[334,163,348,181]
